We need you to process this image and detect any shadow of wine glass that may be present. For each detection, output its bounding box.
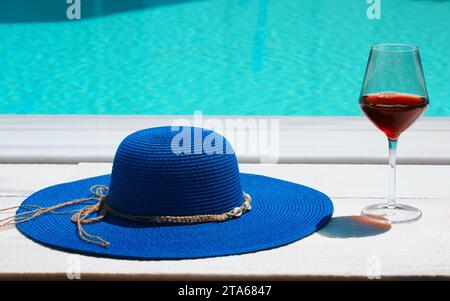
[318,215,391,238]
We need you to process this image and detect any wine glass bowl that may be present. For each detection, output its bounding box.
[360,92,428,140]
[359,44,429,224]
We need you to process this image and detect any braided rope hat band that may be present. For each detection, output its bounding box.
[0,185,252,248]
[3,126,333,259]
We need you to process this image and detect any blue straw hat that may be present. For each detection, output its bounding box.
[11,126,333,259]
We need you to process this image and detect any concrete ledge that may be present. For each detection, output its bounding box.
[1,163,449,280]
[1,115,449,164]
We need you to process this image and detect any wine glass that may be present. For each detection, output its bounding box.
[359,44,429,224]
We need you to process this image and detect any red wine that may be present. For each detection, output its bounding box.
[360,92,428,139]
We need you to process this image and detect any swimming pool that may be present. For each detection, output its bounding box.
[0,0,449,115]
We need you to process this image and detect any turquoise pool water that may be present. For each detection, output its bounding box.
[0,0,449,115]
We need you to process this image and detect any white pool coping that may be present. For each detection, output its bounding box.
[1,163,449,280]
[1,115,450,164]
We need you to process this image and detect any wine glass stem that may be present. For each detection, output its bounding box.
[388,138,398,208]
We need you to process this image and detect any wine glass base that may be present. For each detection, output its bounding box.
[361,203,422,224]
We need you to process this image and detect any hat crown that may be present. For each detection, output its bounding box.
[107,126,244,216]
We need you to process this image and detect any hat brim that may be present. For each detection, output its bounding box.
[16,173,333,260]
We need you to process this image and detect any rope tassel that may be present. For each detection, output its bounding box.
[0,185,252,248]
[0,185,110,247]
